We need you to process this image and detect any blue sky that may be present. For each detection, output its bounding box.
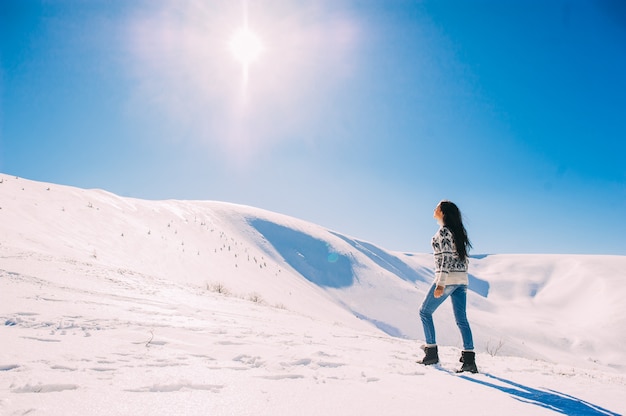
[1,0,625,255]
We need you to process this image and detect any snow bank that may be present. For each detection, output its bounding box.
[1,174,624,415]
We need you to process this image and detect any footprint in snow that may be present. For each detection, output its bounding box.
[232,354,264,368]
[282,358,312,366]
[12,384,79,393]
[20,336,61,343]
[317,361,345,368]
[257,374,305,380]
[126,384,224,393]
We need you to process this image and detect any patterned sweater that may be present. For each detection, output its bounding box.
[432,226,469,287]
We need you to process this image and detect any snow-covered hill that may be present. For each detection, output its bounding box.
[1,174,624,415]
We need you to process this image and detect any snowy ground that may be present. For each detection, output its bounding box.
[1,174,624,415]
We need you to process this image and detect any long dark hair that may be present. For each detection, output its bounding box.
[438,200,472,261]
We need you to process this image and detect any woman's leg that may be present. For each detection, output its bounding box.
[419,283,450,345]
[450,285,474,351]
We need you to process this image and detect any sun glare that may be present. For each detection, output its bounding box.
[230,27,263,88]
[230,28,263,65]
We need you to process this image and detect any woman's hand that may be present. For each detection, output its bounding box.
[434,285,445,298]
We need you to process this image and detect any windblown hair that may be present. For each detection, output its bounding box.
[438,200,472,261]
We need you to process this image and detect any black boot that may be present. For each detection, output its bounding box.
[418,345,439,365]
[457,351,478,373]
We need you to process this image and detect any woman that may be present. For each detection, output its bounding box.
[418,200,478,373]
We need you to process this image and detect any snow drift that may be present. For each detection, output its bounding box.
[1,174,624,415]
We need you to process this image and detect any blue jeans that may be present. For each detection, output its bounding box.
[419,283,474,350]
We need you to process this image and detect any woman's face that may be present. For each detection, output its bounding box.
[433,206,443,221]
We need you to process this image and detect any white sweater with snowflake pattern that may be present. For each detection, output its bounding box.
[432,226,469,287]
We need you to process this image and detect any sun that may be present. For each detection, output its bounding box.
[230,27,263,86]
[230,27,263,65]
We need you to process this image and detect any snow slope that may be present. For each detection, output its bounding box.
[1,174,624,415]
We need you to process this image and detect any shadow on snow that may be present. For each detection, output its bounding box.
[459,373,620,416]
[352,311,406,338]
[249,219,354,288]
[330,232,431,284]
[468,273,490,297]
